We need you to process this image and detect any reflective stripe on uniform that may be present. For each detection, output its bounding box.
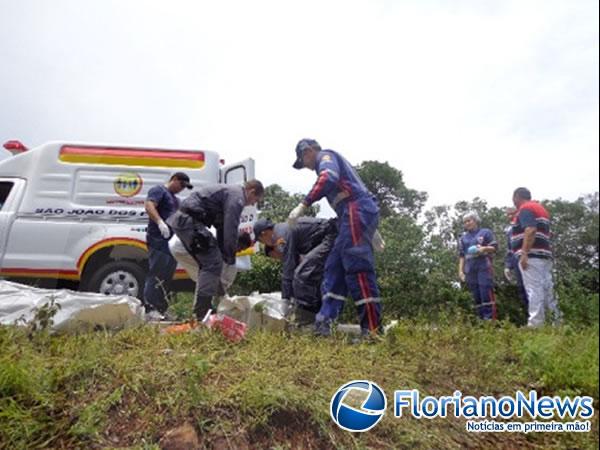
[475,302,494,308]
[355,297,381,306]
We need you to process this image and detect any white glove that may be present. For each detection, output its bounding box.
[504,268,514,282]
[221,264,238,291]
[287,203,307,225]
[372,229,386,253]
[158,220,171,239]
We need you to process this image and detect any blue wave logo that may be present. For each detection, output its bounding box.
[330,380,387,432]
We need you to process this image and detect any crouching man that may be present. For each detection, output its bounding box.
[254,217,337,326]
[167,180,264,320]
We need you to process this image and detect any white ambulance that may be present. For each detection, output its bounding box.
[0,140,257,297]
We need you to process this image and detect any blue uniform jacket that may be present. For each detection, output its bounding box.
[459,228,497,274]
[303,150,374,216]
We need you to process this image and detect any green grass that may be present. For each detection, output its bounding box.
[0,318,597,449]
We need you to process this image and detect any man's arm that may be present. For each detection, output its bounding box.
[516,208,537,271]
[457,236,466,282]
[504,229,514,268]
[504,231,515,281]
[222,191,245,265]
[289,153,341,224]
[477,229,498,255]
[477,245,497,255]
[303,152,340,206]
[281,229,298,299]
[145,187,171,238]
[145,200,162,225]
[520,226,537,270]
[458,257,466,282]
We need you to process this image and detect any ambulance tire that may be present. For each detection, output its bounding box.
[82,260,146,299]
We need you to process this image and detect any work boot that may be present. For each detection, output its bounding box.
[285,306,315,334]
[194,296,213,321]
[145,310,166,322]
[294,307,316,328]
[314,319,332,337]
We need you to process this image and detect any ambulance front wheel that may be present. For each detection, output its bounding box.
[82,260,146,299]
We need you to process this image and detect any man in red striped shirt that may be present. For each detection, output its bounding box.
[511,187,562,327]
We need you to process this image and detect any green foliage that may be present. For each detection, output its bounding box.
[258,184,319,223]
[19,296,62,338]
[516,325,599,398]
[556,276,600,327]
[355,160,427,218]
[0,322,596,448]
[375,215,428,316]
[544,193,599,292]
[231,254,282,295]
[169,292,195,320]
[70,387,123,439]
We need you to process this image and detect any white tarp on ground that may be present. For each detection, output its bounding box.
[217,292,291,331]
[0,280,143,331]
[215,293,368,335]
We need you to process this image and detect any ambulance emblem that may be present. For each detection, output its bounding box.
[114,173,143,197]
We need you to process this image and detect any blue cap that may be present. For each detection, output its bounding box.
[293,138,320,169]
[253,218,275,238]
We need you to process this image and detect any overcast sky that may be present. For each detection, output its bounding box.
[1,0,598,215]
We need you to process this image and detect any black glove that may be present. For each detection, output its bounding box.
[237,232,253,252]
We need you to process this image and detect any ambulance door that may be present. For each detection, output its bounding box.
[0,178,26,267]
[219,158,258,227]
[219,159,257,269]
[219,158,255,184]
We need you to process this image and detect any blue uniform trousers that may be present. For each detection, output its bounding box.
[466,265,496,320]
[316,199,382,334]
[143,234,177,313]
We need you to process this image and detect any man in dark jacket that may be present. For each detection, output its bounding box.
[503,207,528,309]
[167,180,264,320]
[254,217,337,325]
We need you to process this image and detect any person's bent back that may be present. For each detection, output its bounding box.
[168,180,264,320]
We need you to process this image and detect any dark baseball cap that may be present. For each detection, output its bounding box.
[171,172,193,189]
[292,138,320,169]
[253,218,275,238]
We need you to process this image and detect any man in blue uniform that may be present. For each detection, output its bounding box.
[288,138,382,336]
[143,172,193,320]
[458,212,498,320]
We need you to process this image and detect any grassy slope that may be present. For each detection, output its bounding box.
[0,319,598,449]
